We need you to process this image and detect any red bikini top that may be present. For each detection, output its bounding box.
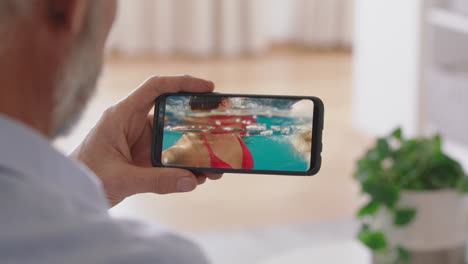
[202,135,254,170]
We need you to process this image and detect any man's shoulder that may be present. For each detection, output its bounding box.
[0,117,209,264]
[0,169,208,264]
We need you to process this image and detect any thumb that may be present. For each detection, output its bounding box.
[129,167,198,195]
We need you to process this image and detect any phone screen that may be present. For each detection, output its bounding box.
[160,95,316,172]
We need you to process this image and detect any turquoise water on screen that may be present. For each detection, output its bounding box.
[162,115,310,172]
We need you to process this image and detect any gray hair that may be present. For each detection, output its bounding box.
[52,0,104,137]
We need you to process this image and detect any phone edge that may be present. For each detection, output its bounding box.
[151,93,324,176]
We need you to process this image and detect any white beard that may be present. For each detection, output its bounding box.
[52,1,104,138]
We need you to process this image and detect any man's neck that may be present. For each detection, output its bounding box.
[0,30,57,138]
[0,89,53,138]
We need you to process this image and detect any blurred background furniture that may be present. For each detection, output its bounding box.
[353,0,468,168]
[107,0,354,57]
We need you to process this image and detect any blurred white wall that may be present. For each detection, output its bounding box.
[352,0,425,137]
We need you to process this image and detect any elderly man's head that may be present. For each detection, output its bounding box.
[0,0,116,137]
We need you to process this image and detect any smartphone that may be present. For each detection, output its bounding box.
[152,93,324,176]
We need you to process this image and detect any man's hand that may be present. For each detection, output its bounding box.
[70,75,222,207]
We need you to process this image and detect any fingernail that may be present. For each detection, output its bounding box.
[206,81,215,87]
[177,177,196,192]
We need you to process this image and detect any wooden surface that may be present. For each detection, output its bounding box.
[54,49,373,233]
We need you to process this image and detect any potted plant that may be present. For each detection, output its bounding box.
[355,128,468,264]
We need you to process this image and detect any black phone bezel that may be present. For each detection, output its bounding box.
[151,93,324,176]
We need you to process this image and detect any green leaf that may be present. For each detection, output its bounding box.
[363,181,400,208]
[433,135,442,153]
[397,246,411,263]
[392,128,403,140]
[394,208,417,226]
[366,149,381,162]
[358,201,380,217]
[377,138,391,159]
[457,176,468,193]
[358,230,388,251]
[354,159,380,183]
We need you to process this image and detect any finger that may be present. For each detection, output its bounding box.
[204,173,223,180]
[122,75,215,114]
[129,166,198,195]
[148,114,155,130]
[197,176,207,185]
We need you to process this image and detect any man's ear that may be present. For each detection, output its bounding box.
[48,0,90,35]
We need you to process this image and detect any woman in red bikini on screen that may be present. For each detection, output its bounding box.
[162,96,254,170]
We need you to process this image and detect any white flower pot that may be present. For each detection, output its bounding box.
[372,190,468,264]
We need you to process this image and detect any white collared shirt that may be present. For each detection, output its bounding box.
[0,115,208,264]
